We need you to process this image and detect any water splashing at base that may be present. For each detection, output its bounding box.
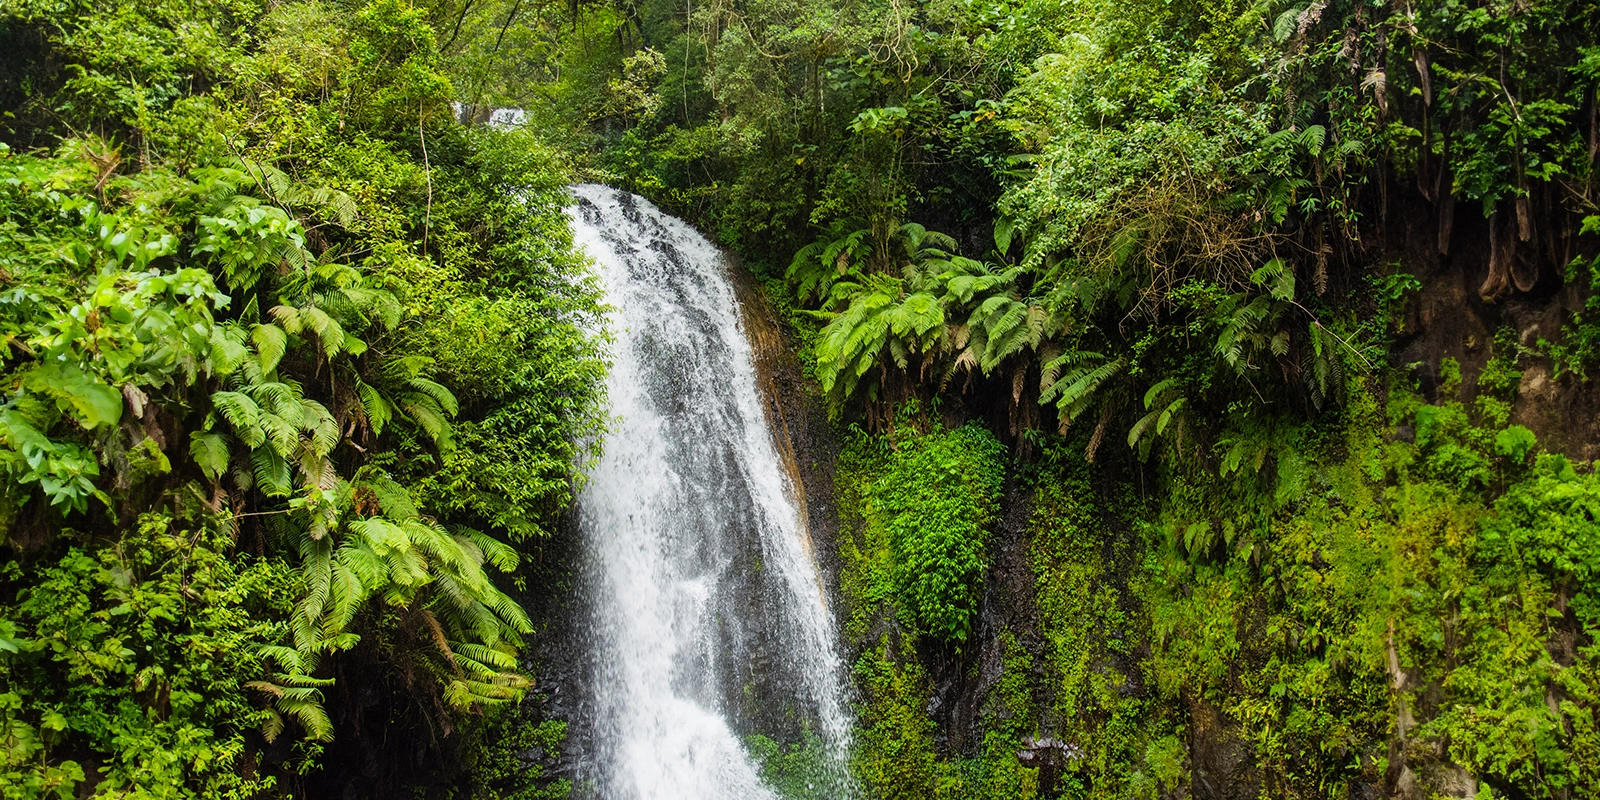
[566,185,852,800]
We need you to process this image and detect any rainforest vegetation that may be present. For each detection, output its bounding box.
[3,0,1600,797]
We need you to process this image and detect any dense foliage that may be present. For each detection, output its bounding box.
[836,417,1006,645]
[4,0,1600,796]
[510,0,1600,797]
[0,0,603,795]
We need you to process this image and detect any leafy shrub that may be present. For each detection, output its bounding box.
[857,422,1006,645]
[2,513,298,798]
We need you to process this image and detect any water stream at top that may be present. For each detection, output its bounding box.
[566,185,852,800]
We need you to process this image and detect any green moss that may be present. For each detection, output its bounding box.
[836,420,1006,645]
[459,714,571,799]
[836,419,1036,798]
[1026,453,1176,798]
[840,362,1600,799]
[747,731,840,800]
[850,633,954,800]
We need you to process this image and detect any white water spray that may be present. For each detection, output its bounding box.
[566,185,852,800]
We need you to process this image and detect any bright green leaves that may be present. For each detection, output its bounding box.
[845,421,1006,646]
[1414,401,1499,491]
[194,200,306,293]
[802,221,1058,411]
[32,266,224,386]
[348,0,455,128]
[248,651,336,744]
[1,260,224,513]
[374,355,459,452]
[1496,426,1539,464]
[207,380,339,497]
[285,471,533,718]
[22,363,121,431]
[189,433,231,483]
[1127,377,1187,459]
[849,105,911,136]
[787,226,872,306]
[992,216,1016,258]
[271,304,354,360]
[251,323,288,373]
[0,405,103,516]
[4,514,296,796]
[0,0,608,791]
[0,149,241,516]
[815,275,918,398]
[1483,451,1600,583]
[1039,350,1124,430]
[0,684,88,799]
[211,391,263,447]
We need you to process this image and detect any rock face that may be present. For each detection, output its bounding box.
[1390,194,1600,459]
[731,257,848,641]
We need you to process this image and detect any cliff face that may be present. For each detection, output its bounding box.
[733,261,848,614]
[1388,195,1600,459]
[744,206,1600,799]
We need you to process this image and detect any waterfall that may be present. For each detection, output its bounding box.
[565,185,852,800]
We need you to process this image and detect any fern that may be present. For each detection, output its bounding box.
[250,446,293,497]
[1127,378,1188,459]
[251,323,288,373]
[302,399,339,458]
[459,528,518,572]
[406,378,460,417]
[212,391,265,449]
[356,378,392,434]
[189,432,231,482]
[1039,351,1125,424]
[208,325,250,376]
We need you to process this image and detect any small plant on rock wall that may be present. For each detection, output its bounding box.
[857,418,1006,646]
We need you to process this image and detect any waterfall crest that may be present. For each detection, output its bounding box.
[566,185,852,800]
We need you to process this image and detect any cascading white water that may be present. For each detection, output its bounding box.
[566,184,852,800]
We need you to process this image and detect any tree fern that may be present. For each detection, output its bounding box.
[1039,350,1125,424]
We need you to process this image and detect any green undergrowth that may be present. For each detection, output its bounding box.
[838,354,1600,798]
[456,714,571,800]
[834,416,1018,797]
[746,730,839,800]
[836,416,1006,646]
[1025,461,1176,798]
[1,510,302,796]
[0,0,606,793]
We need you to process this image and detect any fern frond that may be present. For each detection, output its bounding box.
[212,391,266,449]
[252,323,289,374]
[406,378,459,417]
[189,432,232,482]
[356,379,391,435]
[301,306,345,359]
[250,445,293,497]
[302,402,338,459]
[270,304,303,334]
[460,528,518,573]
[399,397,454,451]
[209,324,250,377]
